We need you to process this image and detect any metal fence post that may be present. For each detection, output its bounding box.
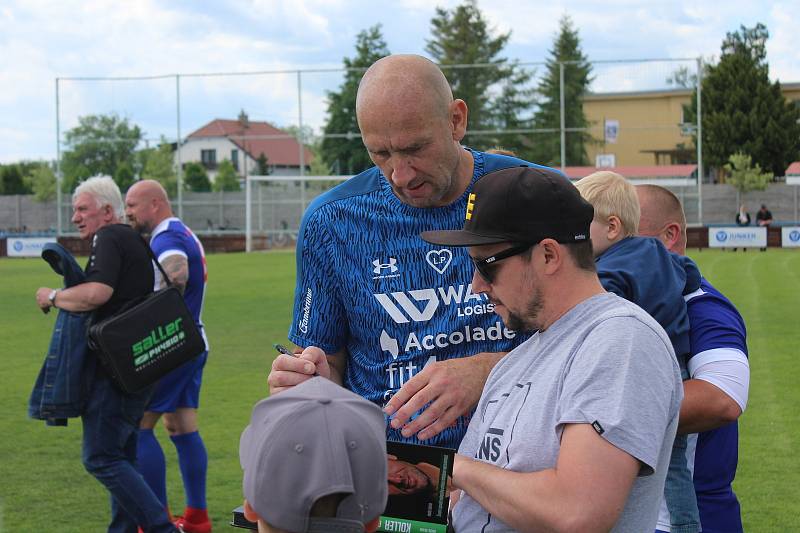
[246,176,252,252]
[176,74,183,219]
[55,78,62,236]
[696,57,703,225]
[297,70,306,213]
[559,61,566,171]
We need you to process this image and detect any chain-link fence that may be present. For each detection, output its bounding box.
[51,57,710,235]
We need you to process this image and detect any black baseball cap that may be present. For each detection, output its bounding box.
[421,166,593,246]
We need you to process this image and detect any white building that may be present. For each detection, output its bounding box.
[175,114,313,181]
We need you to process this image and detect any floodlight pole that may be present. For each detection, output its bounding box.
[696,57,703,225]
[55,78,62,236]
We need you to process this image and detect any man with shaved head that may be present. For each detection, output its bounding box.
[125,180,211,533]
[637,184,688,254]
[269,54,556,450]
[637,185,749,533]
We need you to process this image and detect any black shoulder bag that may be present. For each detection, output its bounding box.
[87,238,205,394]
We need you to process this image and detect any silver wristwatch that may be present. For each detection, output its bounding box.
[48,289,58,307]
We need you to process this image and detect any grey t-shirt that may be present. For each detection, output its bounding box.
[452,293,683,533]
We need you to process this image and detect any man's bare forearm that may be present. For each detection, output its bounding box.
[160,254,189,294]
[678,379,742,434]
[43,282,113,312]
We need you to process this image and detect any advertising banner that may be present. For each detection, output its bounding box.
[708,227,767,248]
[6,237,57,257]
[781,227,800,248]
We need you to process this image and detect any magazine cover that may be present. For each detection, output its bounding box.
[377,441,455,533]
[230,505,257,529]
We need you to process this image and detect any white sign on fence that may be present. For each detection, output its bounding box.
[708,227,767,248]
[596,153,616,168]
[781,227,800,248]
[6,237,57,257]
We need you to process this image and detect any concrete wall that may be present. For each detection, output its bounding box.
[0,181,336,234]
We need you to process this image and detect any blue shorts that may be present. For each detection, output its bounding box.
[147,351,208,413]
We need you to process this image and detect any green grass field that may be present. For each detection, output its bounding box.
[1,249,798,532]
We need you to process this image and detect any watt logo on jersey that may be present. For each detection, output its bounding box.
[374,284,486,324]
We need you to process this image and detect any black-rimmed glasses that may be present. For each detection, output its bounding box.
[471,244,533,283]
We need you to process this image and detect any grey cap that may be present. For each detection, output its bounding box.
[240,377,388,533]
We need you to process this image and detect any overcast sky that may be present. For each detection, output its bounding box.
[1,0,798,163]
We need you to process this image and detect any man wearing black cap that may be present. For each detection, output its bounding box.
[421,166,683,532]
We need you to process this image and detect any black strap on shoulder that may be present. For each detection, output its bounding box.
[138,235,173,288]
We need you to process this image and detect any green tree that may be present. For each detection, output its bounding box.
[184,162,211,192]
[307,141,331,176]
[141,141,177,196]
[28,165,57,202]
[320,25,390,175]
[212,160,241,192]
[61,114,143,192]
[62,164,92,193]
[725,152,773,195]
[256,153,270,176]
[530,15,593,167]
[113,161,135,192]
[666,65,698,89]
[686,24,800,176]
[425,0,512,150]
[0,165,31,195]
[491,63,538,160]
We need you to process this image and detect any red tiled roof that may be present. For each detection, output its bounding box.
[563,165,698,180]
[186,119,313,167]
[786,162,800,176]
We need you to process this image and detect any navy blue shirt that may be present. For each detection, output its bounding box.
[596,236,700,361]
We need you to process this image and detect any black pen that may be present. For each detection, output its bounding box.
[273,343,294,356]
[274,343,319,376]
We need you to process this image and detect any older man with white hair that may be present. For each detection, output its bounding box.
[36,176,178,533]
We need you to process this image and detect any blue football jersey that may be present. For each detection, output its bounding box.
[289,149,554,448]
[687,278,748,533]
[151,217,208,349]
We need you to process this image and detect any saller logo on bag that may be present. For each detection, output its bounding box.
[132,317,187,368]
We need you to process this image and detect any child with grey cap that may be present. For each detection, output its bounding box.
[239,377,388,533]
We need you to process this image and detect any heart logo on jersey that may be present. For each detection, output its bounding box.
[425,249,452,274]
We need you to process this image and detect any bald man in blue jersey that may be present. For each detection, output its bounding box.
[126,180,211,533]
[268,54,556,449]
[637,184,749,533]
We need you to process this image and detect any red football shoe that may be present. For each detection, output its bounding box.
[173,507,211,533]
